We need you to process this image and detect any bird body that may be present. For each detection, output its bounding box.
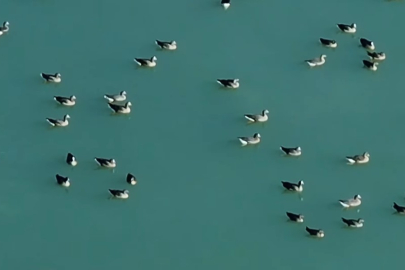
[54,95,76,106]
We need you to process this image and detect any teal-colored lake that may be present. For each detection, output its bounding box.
[1,0,405,269]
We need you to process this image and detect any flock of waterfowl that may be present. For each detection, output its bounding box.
[306,23,386,71]
[2,1,404,239]
[218,1,402,239]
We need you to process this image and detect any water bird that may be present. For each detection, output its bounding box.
[244,110,269,123]
[367,51,386,61]
[342,218,364,228]
[127,173,137,185]
[346,152,370,164]
[108,101,132,114]
[360,38,375,50]
[66,153,77,166]
[56,174,70,187]
[109,189,129,199]
[134,56,157,67]
[221,0,231,9]
[393,202,405,214]
[46,114,70,127]
[155,40,177,50]
[217,79,239,89]
[305,54,326,67]
[238,133,261,146]
[281,180,304,192]
[0,21,10,35]
[319,38,337,48]
[104,91,127,103]
[95,157,116,168]
[337,23,356,33]
[54,95,76,106]
[280,146,302,156]
[306,227,324,238]
[339,194,362,208]
[286,212,304,222]
[40,73,61,83]
[363,60,378,71]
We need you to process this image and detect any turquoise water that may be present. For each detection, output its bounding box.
[1,0,405,269]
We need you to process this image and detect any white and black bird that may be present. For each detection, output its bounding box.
[342,218,364,228]
[134,56,157,67]
[360,38,375,50]
[221,0,231,9]
[337,23,356,33]
[367,51,386,61]
[281,180,304,192]
[40,73,61,83]
[108,101,132,114]
[56,174,70,187]
[346,152,370,164]
[0,21,10,35]
[66,153,77,166]
[127,173,137,185]
[155,40,177,50]
[109,189,129,199]
[95,157,116,168]
[280,146,302,156]
[363,60,378,71]
[54,95,76,106]
[244,110,269,123]
[217,79,240,89]
[393,202,405,214]
[306,227,324,238]
[46,114,70,127]
[339,194,362,208]
[319,38,337,48]
[286,212,304,223]
[305,54,326,67]
[104,91,127,103]
[238,133,261,146]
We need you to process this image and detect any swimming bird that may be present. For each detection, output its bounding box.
[54,95,76,106]
[367,51,386,61]
[155,40,177,50]
[305,55,326,67]
[95,157,116,168]
[217,79,240,89]
[221,0,231,9]
[342,218,364,228]
[46,114,70,127]
[40,73,61,83]
[56,174,70,187]
[337,23,356,33]
[66,153,77,166]
[104,91,127,103]
[363,60,378,71]
[393,202,405,214]
[0,21,10,35]
[244,110,269,123]
[286,212,304,223]
[280,146,302,156]
[346,152,370,164]
[306,227,324,238]
[339,194,362,208]
[127,173,137,185]
[281,180,304,192]
[319,38,337,48]
[109,189,129,199]
[134,56,157,67]
[108,101,132,114]
[238,133,261,146]
[360,38,375,50]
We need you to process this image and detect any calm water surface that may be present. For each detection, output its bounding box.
[1,0,405,269]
